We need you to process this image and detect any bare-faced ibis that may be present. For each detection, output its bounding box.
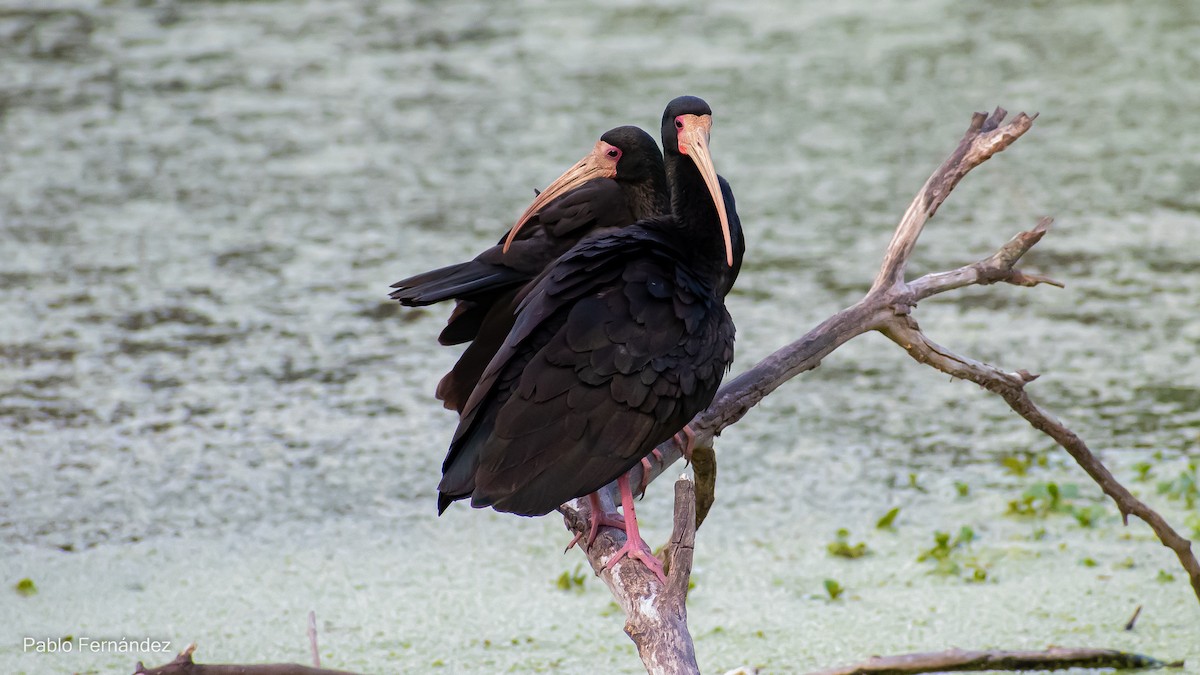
[437,96,740,580]
[390,127,668,412]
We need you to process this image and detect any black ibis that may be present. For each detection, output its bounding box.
[436,96,740,580]
[390,126,668,412]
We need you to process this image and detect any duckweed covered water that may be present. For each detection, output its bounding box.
[2,0,1198,672]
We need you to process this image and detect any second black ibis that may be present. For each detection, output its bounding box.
[390,126,669,412]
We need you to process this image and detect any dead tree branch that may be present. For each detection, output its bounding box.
[560,476,700,675]
[880,316,1200,599]
[578,107,1199,672]
[803,646,1173,675]
[134,643,358,675]
[872,109,1039,294]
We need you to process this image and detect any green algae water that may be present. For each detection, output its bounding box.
[2,0,1198,672]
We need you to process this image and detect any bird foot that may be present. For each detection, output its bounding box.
[565,493,626,552]
[635,425,696,495]
[604,536,667,584]
[673,425,696,464]
[638,448,665,496]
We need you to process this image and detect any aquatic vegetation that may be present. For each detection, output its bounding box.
[1156,462,1198,509]
[1070,504,1108,528]
[917,527,987,581]
[1007,481,1110,527]
[906,472,927,493]
[1132,461,1153,482]
[965,564,989,583]
[827,529,870,559]
[888,472,928,492]
[998,451,1048,477]
[823,578,844,600]
[555,565,587,592]
[1000,455,1032,476]
[1008,481,1076,516]
[1186,513,1200,539]
[14,578,37,597]
[875,507,900,530]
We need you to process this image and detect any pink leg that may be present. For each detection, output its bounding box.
[565,493,626,552]
[603,474,667,583]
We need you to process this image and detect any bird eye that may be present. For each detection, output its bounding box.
[675,118,684,129]
[606,149,619,158]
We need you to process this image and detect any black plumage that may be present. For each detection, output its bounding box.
[437,96,740,522]
[390,126,668,412]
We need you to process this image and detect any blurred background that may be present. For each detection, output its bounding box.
[1,0,1197,672]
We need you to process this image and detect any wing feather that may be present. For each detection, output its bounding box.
[438,226,735,516]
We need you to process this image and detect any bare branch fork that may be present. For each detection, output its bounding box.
[565,108,1200,672]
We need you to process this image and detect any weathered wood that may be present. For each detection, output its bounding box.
[560,476,700,675]
[804,646,1170,675]
[873,109,1037,294]
[906,217,1062,300]
[135,644,358,675]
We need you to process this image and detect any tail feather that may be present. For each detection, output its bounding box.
[390,262,525,307]
[436,299,491,346]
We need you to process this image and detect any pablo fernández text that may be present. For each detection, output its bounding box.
[24,636,173,654]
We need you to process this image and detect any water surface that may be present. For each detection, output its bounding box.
[1,0,1198,672]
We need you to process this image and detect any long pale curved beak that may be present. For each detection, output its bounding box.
[677,114,732,267]
[502,141,620,254]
